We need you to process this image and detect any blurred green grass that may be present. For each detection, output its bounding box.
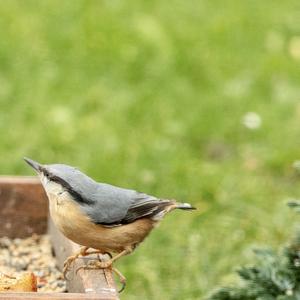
[1,1,300,298]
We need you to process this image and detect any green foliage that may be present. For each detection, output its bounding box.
[208,241,300,299]
[288,201,300,213]
[208,207,300,300]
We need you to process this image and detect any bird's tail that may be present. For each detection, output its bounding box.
[176,202,196,210]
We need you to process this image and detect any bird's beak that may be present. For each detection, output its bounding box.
[23,157,42,173]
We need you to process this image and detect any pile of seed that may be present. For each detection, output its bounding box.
[0,234,66,292]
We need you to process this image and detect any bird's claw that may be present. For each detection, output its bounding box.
[75,260,112,274]
[112,267,126,293]
[95,260,112,269]
[63,266,71,279]
[63,257,77,279]
[118,281,126,293]
[75,253,113,275]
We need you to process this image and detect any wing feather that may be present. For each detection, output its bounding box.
[121,194,172,223]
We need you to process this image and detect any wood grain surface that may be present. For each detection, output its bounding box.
[0,176,48,238]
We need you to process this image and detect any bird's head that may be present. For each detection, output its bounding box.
[24,157,73,196]
[23,157,92,203]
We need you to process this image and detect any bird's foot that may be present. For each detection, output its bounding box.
[78,259,113,271]
[63,246,89,279]
[74,252,112,275]
[76,261,126,293]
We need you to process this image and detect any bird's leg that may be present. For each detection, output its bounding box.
[112,267,126,293]
[84,248,132,269]
[63,246,90,278]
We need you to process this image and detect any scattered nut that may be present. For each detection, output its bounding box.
[0,234,66,292]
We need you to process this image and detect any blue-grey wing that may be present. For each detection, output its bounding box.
[83,184,172,225]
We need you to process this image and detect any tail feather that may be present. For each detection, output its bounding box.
[176,202,196,210]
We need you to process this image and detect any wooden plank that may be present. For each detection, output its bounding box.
[0,176,48,238]
[0,292,116,299]
[48,219,119,299]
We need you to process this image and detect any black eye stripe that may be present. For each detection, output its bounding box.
[40,167,50,177]
[47,174,94,205]
[38,168,94,205]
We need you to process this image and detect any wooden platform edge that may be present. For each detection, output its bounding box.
[0,292,117,299]
[0,176,48,238]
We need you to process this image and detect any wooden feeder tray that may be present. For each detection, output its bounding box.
[0,176,119,299]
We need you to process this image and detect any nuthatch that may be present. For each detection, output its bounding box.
[24,157,196,289]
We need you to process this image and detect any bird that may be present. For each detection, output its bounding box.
[24,157,196,290]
